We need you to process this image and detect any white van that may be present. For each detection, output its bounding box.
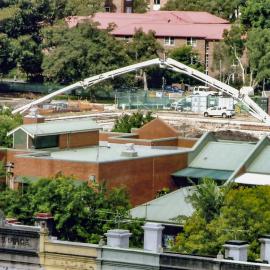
[193,86,218,96]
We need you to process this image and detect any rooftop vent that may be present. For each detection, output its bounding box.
[121,143,138,157]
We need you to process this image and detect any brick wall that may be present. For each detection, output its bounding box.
[99,153,188,206]
[13,156,99,182]
[137,118,179,140]
[59,131,99,149]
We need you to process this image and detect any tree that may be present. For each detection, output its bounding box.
[241,0,270,29]
[163,0,246,21]
[0,175,144,245]
[0,107,22,147]
[0,33,17,75]
[173,184,270,260]
[246,28,270,87]
[112,111,154,133]
[42,23,129,84]
[133,0,149,13]
[64,0,104,16]
[222,24,247,85]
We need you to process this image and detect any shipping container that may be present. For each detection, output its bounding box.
[218,97,234,110]
[251,97,268,112]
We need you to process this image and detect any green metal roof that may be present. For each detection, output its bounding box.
[247,145,270,174]
[8,118,101,138]
[130,187,194,224]
[172,167,233,181]
[189,141,255,171]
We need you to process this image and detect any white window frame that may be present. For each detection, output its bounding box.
[187,37,197,47]
[105,6,111,12]
[125,6,132,13]
[164,37,175,46]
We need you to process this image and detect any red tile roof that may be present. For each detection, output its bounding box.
[65,11,230,40]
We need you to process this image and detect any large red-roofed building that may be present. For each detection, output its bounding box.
[66,11,230,75]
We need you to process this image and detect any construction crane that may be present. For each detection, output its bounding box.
[12,58,270,125]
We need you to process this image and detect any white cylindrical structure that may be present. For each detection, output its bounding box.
[143,222,164,253]
[105,229,132,249]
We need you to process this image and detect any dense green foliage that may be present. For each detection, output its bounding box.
[0,175,144,245]
[112,111,155,133]
[163,0,246,20]
[42,23,129,84]
[0,107,22,147]
[173,180,270,260]
[133,0,149,13]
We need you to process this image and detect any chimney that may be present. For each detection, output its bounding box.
[259,235,270,263]
[143,222,164,252]
[105,229,132,248]
[23,107,45,125]
[35,213,54,235]
[223,240,249,261]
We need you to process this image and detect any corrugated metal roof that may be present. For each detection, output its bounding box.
[130,187,194,224]
[247,145,270,174]
[9,118,101,138]
[172,167,233,181]
[189,141,255,171]
[66,11,230,40]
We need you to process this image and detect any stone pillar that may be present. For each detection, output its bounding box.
[35,213,54,235]
[223,240,249,262]
[143,222,164,252]
[259,235,270,263]
[105,229,132,248]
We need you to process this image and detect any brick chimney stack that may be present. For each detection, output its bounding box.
[23,107,45,125]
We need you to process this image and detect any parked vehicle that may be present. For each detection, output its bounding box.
[171,97,192,111]
[193,86,218,96]
[203,106,235,118]
[164,85,184,93]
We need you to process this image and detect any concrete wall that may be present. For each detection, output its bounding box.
[40,230,99,270]
[0,224,41,270]
[97,247,159,270]
[160,253,269,270]
[59,130,99,149]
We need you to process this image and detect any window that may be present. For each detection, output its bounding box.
[154,0,161,4]
[125,6,132,13]
[105,6,111,12]
[164,37,175,46]
[33,135,59,149]
[187,37,197,47]
[123,36,131,42]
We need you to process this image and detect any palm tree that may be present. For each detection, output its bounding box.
[187,178,228,222]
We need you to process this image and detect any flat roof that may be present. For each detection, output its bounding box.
[190,141,255,171]
[47,143,190,163]
[8,118,101,138]
[130,187,194,224]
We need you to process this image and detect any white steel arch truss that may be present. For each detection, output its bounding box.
[12,58,270,126]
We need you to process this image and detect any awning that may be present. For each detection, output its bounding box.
[235,173,270,185]
[171,167,233,181]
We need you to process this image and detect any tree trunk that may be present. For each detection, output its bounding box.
[143,71,148,91]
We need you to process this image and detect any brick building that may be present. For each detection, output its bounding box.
[66,11,230,75]
[2,116,197,206]
[104,0,168,13]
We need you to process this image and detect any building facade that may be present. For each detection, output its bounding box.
[66,11,230,75]
[104,0,168,13]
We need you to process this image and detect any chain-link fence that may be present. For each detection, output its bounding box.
[115,91,183,110]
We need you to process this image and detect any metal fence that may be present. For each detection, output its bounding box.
[115,91,181,110]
